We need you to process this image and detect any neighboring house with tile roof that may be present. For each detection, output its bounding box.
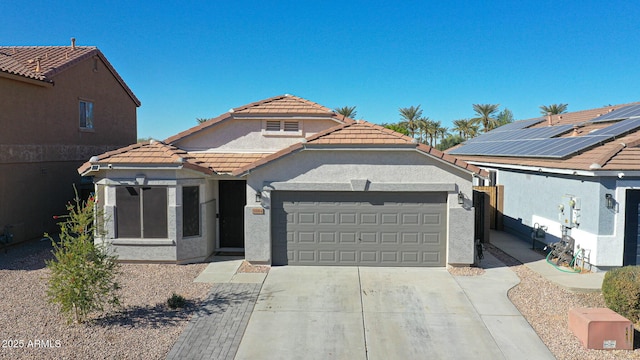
[449,103,640,269]
[0,39,139,244]
[79,94,486,266]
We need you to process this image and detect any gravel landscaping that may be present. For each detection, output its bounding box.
[485,244,640,360]
[0,240,211,359]
[2,239,640,359]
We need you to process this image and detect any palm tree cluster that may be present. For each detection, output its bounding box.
[337,101,565,151]
[385,103,511,150]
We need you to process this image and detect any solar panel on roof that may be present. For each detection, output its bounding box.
[593,117,640,136]
[451,107,640,160]
[491,117,545,132]
[590,104,640,123]
[464,124,573,144]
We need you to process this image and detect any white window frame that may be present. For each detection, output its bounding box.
[79,99,94,130]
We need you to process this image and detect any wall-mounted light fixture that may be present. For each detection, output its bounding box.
[255,192,262,203]
[605,194,615,209]
[458,191,464,205]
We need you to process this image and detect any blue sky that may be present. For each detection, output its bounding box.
[4,1,639,140]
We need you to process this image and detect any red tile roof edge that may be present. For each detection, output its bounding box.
[0,46,140,107]
[164,113,232,144]
[77,141,214,175]
[232,94,334,114]
[597,135,640,169]
[231,143,305,176]
[416,143,489,178]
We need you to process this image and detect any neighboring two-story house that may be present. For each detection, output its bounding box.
[79,94,486,267]
[0,39,140,244]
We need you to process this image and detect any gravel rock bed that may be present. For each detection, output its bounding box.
[0,240,211,359]
[485,244,640,360]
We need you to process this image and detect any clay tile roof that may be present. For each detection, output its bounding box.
[305,120,416,145]
[78,142,213,175]
[78,142,272,175]
[232,94,334,115]
[530,102,640,127]
[165,95,352,144]
[0,44,140,106]
[188,152,271,173]
[232,121,487,178]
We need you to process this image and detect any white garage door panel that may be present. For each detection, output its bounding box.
[271,191,447,266]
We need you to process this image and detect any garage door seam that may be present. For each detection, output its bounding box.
[357,266,369,360]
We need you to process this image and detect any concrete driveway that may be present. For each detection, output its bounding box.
[234,258,554,360]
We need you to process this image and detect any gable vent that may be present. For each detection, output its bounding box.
[266,120,281,131]
[284,121,299,132]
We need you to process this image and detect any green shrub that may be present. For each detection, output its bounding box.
[602,266,640,323]
[167,293,187,309]
[46,190,120,324]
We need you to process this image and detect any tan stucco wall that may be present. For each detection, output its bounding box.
[175,118,339,151]
[0,56,137,243]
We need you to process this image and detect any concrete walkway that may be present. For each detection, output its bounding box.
[234,257,554,360]
[490,230,605,292]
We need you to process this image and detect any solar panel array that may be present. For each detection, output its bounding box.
[489,117,545,132]
[449,115,640,159]
[464,124,573,144]
[590,104,640,123]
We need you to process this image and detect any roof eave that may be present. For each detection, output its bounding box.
[0,71,53,87]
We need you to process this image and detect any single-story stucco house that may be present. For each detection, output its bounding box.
[450,102,640,270]
[79,95,487,267]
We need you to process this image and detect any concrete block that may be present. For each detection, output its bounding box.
[569,308,634,350]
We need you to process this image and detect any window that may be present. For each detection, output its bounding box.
[116,186,167,238]
[79,100,94,129]
[182,186,200,237]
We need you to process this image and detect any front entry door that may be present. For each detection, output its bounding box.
[623,190,640,265]
[219,180,246,248]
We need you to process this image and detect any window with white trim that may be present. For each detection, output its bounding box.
[79,100,94,129]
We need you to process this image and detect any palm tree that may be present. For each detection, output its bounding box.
[335,106,357,119]
[452,119,479,140]
[399,105,423,139]
[437,125,448,146]
[416,117,430,143]
[471,104,500,132]
[426,120,440,147]
[452,119,467,138]
[539,104,568,115]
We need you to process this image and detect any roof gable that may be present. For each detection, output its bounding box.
[165,94,351,144]
[232,121,487,177]
[0,44,140,106]
[232,94,334,115]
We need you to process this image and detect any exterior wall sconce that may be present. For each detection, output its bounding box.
[458,191,464,205]
[605,194,615,209]
[255,192,262,203]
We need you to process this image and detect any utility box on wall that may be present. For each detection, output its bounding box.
[559,195,580,228]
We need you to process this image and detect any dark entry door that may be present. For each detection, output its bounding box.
[623,190,640,266]
[219,180,246,248]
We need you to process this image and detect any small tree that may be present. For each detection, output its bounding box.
[46,191,120,324]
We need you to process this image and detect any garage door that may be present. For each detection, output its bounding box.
[271,191,447,266]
